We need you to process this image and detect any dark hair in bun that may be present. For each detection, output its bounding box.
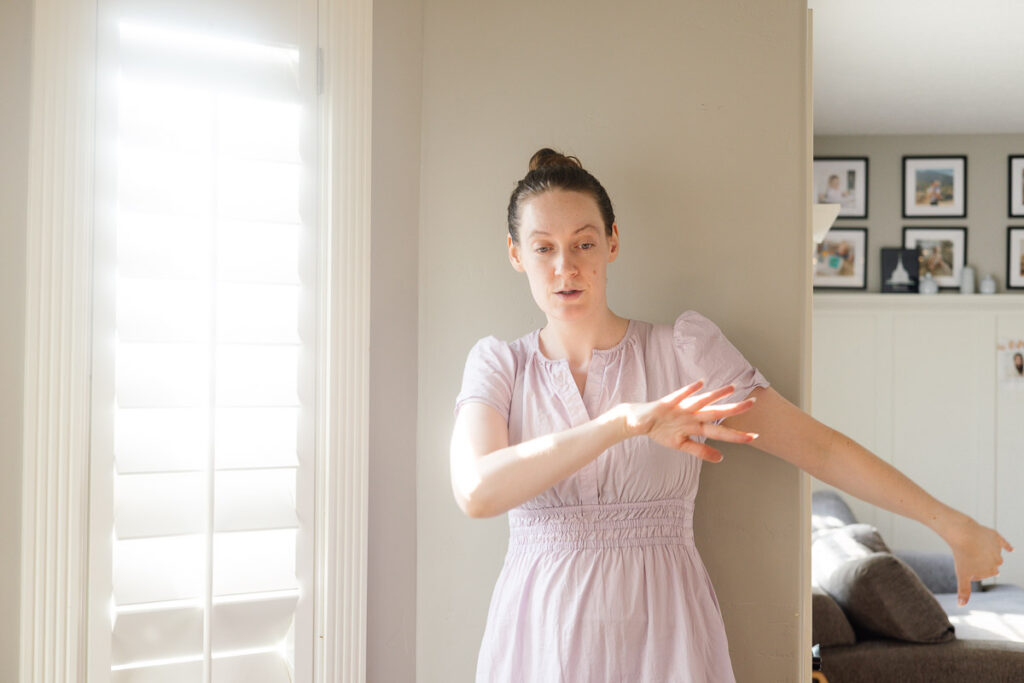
[507,147,616,244]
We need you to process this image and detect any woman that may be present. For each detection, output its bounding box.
[449,148,1013,681]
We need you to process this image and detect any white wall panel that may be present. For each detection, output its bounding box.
[813,294,1022,586]
[996,314,1024,587]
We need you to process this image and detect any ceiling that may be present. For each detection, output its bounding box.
[809,0,1024,135]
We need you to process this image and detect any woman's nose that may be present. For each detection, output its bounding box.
[554,251,578,275]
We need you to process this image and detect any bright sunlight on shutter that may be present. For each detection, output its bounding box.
[96,15,315,683]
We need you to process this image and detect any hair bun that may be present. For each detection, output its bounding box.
[528,147,583,172]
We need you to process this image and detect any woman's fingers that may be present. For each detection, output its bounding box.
[680,384,737,411]
[659,379,705,406]
[689,398,757,423]
[699,422,759,444]
[677,437,723,463]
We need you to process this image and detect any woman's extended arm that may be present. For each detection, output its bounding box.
[723,385,1014,606]
[450,380,757,519]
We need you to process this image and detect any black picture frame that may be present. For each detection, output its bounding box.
[813,227,868,290]
[880,247,921,294]
[1008,227,1024,290]
[813,157,869,219]
[902,155,967,218]
[903,226,968,290]
[1009,156,1024,218]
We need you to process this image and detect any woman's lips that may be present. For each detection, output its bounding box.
[556,290,583,300]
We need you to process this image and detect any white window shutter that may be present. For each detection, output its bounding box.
[96,13,315,682]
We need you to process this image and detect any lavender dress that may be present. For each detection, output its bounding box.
[454,311,770,682]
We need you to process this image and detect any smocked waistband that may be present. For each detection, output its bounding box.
[506,499,695,552]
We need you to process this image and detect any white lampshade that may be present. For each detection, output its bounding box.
[813,204,842,245]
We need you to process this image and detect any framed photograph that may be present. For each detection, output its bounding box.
[902,155,967,218]
[880,247,921,293]
[813,157,868,218]
[1009,156,1024,217]
[1008,227,1024,289]
[814,228,867,290]
[903,227,967,289]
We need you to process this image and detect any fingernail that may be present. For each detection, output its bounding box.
[749,397,757,402]
[748,433,759,439]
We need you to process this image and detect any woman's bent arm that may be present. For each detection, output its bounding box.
[451,380,757,519]
[450,402,628,519]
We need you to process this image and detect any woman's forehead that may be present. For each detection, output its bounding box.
[519,190,603,233]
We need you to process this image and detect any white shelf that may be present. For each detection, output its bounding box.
[814,292,1024,312]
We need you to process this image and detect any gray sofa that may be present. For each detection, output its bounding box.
[811,490,1024,682]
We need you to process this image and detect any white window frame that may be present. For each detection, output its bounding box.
[18,0,372,681]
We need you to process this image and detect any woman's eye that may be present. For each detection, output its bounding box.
[579,243,595,250]
[534,246,550,254]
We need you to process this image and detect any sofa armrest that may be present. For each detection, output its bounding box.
[893,549,983,595]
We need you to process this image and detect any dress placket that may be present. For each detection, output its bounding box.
[560,355,607,505]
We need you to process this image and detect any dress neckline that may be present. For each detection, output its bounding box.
[532,319,636,365]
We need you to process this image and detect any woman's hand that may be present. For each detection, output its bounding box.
[941,514,1015,606]
[611,379,758,463]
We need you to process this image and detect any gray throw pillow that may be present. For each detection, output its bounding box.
[811,586,856,646]
[811,523,890,587]
[819,552,956,644]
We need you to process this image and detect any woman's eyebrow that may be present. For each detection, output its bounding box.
[528,225,599,237]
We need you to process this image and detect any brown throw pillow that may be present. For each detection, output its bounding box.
[819,552,955,644]
[812,523,890,587]
[812,586,857,646]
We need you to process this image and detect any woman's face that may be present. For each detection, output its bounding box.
[508,189,619,324]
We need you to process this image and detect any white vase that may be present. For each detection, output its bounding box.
[919,273,939,295]
[960,265,976,294]
[980,274,997,294]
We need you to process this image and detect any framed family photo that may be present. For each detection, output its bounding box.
[1008,227,1024,289]
[813,227,867,290]
[903,227,967,289]
[813,157,868,218]
[1009,156,1024,217]
[903,155,967,218]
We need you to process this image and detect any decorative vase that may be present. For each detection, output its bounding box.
[980,274,997,294]
[919,273,939,295]
[960,265,976,294]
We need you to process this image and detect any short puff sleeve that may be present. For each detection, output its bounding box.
[453,336,517,422]
[672,310,770,410]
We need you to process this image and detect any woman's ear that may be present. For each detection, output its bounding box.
[508,234,525,272]
[607,223,620,262]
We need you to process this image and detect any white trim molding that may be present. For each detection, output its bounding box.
[316,0,373,681]
[20,0,97,681]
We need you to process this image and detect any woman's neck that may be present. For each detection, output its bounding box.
[538,309,630,367]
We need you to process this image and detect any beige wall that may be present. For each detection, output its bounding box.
[417,1,810,681]
[0,0,31,679]
[367,0,422,679]
[816,134,1024,292]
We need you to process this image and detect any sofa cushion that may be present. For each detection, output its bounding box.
[818,638,1024,683]
[812,586,857,646]
[812,523,890,587]
[893,549,959,594]
[812,490,859,531]
[934,584,1024,642]
[819,552,955,644]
